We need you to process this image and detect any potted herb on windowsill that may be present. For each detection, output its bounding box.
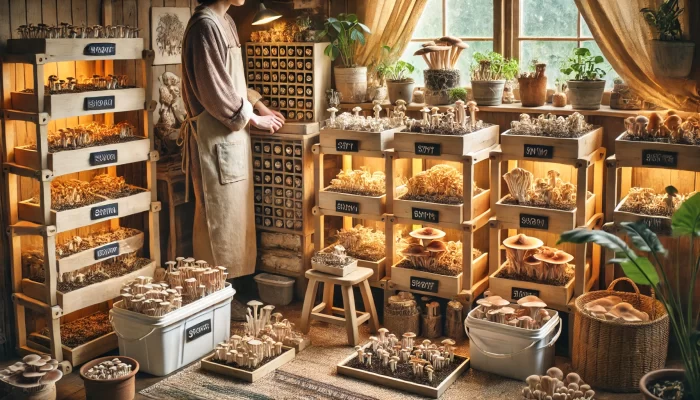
[560,186,700,400]
[319,13,371,103]
[376,45,416,104]
[517,60,547,107]
[641,0,695,79]
[560,47,607,110]
[470,51,519,106]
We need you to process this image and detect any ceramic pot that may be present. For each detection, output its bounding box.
[518,76,547,107]
[639,369,687,399]
[471,80,506,106]
[334,66,367,103]
[566,80,605,110]
[80,356,140,400]
[386,79,415,104]
[648,40,695,78]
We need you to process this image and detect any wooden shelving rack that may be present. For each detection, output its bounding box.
[1,39,160,371]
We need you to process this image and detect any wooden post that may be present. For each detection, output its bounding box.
[445,300,465,341]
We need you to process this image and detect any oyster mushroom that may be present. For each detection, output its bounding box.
[635,115,649,137]
[664,114,683,141]
[533,247,573,282]
[409,227,446,246]
[503,167,533,203]
[502,234,543,276]
[606,302,650,322]
[400,244,430,268]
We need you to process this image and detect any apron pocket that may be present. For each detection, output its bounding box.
[216,141,247,184]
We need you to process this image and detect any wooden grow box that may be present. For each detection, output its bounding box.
[393,124,499,158]
[27,331,117,367]
[6,38,145,62]
[493,193,596,233]
[200,346,296,383]
[56,232,144,274]
[499,127,603,161]
[319,126,404,154]
[318,188,386,216]
[10,87,146,119]
[613,195,672,234]
[614,132,700,172]
[321,245,385,282]
[393,190,490,226]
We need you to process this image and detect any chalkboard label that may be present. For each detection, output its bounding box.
[84,43,117,56]
[412,207,439,223]
[520,214,549,230]
[415,142,441,156]
[336,139,359,152]
[84,96,115,111]
[186,319,212,342]
[642,149,678,168]
[512,287,540,300]
[523,144,554,159]
[642,217,671,232]
[89,150,118,166]
[94,242,120,260]
[336,200,359,214]
[90,203,118,220]
[410,276,439,293]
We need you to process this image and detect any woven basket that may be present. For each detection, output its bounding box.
[573,278,669,392]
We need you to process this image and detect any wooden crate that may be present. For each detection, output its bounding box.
[28,331,117,367]
[200,346,296,383]
[336,343,470,399]
[394,190,489,225]
[320,245,386,282]
[21,261,156,314]
[499,127,603,161]
[318,188,386,216]
[14,138,151,177]
[7,38,144,62]
[493,194,596,233]
[393,124,499,157]
[614,195,672,234]
[319,126,404,153]
[56,232,144,275]
[18,190,151,233]
[10,88,145,119]
[390,263,463,298]
[614,132,700,172]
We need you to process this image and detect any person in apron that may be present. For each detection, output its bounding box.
[180,0,284,278]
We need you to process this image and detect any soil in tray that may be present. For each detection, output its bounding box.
[396,249,482,277]
[621,133,700,146]
[406,123,495,137]
[209,347,293,372]
[506,129,596,139]
[343,353,467,388]
[495,263,573,287]
[37,311,112,348]
[499,193,592,212]
[56,227,141,258]
[28,135,145,153]
[21,86,138,95]
[324,187,385,197]
[29,256,151,293]
[398,193,464,205]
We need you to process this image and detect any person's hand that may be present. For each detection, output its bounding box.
[250,114,284,134]
[255,102,286,123]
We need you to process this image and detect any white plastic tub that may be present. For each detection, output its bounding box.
[110,283,235,376]
[254,273,295,305]
[464,305,562,381]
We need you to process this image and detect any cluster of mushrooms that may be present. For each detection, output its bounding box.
[624,112,700,144]
[54,227,140,258]
[16,23,140,39]
[325,100,406,132]
[83,359,133,380]
[0,354,63,392]
[523,368,595,400]
[25,251,148,287]
[473,295,552,330]
[509,113,593,138]
[31,174,143,211]
[354,329,457,383]
[621,186,693,218]
[312,245,356,270]
[502,234,574,285]
[402,164,478,205]
[413,36,468,70]
[41,74,130,94]
[42,121,136,152]
[503,168,579,210]
[584,295,650,323]
[404,100,484,136]
[333,225,386,262]
[519,62,547,79]
[397,227,473,277]
[328,167,386,197]
[89,174,145,199]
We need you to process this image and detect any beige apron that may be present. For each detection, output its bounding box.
[179,8,256,277]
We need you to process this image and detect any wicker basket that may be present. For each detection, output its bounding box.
[573,277,669,392]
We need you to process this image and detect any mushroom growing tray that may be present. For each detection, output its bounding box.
[200,346,295,382]
[614,132,700,171]
[320,126,405,155]
[499,127,603,162]
[393,124,499,158]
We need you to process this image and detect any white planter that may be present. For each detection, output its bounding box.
[648,40,695,78]
[311,259,358,276]
[335,66,367,103]
[566,80,606,110]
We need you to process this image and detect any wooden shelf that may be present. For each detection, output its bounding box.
[499,127,603,162]
[394,190,490,227]
[56,232,144,275]
[493,194,597,234]
[10,87,146,120]
[28,330,117,367]
[319,126,404,154]
[6,38,145,63]
[393,124,499,158]
[613,132,700,171]
[318,189,386,217]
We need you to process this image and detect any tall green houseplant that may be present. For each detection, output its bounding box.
[559,187,700,400]
[318,13,370,68]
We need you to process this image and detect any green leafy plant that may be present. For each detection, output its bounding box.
[641,0,684,41]
[448,87,468,103]
[295,15,312,31]
[376,45,415,82]
[318,13,370,68]
[559,47,607,81]
[470,51,519,81]
[559,185,700,400]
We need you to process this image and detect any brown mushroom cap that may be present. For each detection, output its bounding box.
[517,295,544,305]
[39,369,63,385]
[413,48,429,56]
[425,240,447,252]
[410,227,446,240]
[607,302,649,322]
[503,234,543,251]
[454,41,469,49]
[485,295,510,307]
[438,36,462,44]
[22,354,41,364]
[534,248,573,265]
[664,115,683,129]
[400,244,430,257]
[585,295,622,311]
[521,300,547,309]
[424,45,452,52]
[403,332,416,338]
[421,41,436,47]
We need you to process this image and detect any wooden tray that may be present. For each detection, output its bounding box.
[614,195,672,234]
[22,260,156,314]
[200,346,296,383]
[11,88,145,119]
[311,259,358,277]
[390,263,463,299]
[18,190,151,233]
[337,343,470,399]
[7,38,144,62]
[56,232,144,275]
[493,193,596,233]
[319,126,404,153]
[321,245,386,282]
[394,190,489,225]
[27,331,117,367]
[318,188,386,216]
[14,138,151,176]
[393,124,499,158]
[614,132,700,171]
[499,127,603,161]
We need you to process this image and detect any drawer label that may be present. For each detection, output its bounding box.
[415,142,441,156]
[412,207,439,223]
[524,144,554,159]
[520,213,549,230]
[84,95,115,111]
[89,150,118,166]
[512,287,540,300]
[94,242,120,260]
[336,139,359,152]
[84,43,117,56]
[336,200,359,214]
[410,276,439,293]
[91,203,118,220]
[641,149,678,168]
[186,319,212,342]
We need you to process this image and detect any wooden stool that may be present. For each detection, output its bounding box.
[300,267,379,345]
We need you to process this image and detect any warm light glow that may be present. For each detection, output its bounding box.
[252,14,282,26]
[252,2,282,26]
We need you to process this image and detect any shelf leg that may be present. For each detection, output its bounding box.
[463,157,474,222]
[462,227,474,292]
[489,221,501,275]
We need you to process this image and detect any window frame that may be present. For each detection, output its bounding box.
[407,0,495,47]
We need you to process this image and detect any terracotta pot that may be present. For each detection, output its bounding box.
[639,369,687,399]
[566,80,605,110]
[334,66,367,103]
[386,79,415,104]
[80,356,140,400]
[518,76,547,107]
[648,40,695,78]
[471,80,506,106]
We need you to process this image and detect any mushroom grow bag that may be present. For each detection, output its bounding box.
[572,278,669,392]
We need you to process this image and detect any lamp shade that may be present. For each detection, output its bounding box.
[252,2,282,26]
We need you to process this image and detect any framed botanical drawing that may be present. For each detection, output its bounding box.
[151,7,190,65]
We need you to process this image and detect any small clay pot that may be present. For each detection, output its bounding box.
[80,356,139,400]
[639,368,686,399]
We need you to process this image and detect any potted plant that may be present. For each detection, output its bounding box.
[470,51,519,106]
[376,45,416,104]
[448,87,468,103]
[319,13,371,103]
[518,60,547,107]
[413,36,469,105]
[559,186,700,400]
[560,47,607,110]
[641,0,695,78]
[80,356,139,400]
